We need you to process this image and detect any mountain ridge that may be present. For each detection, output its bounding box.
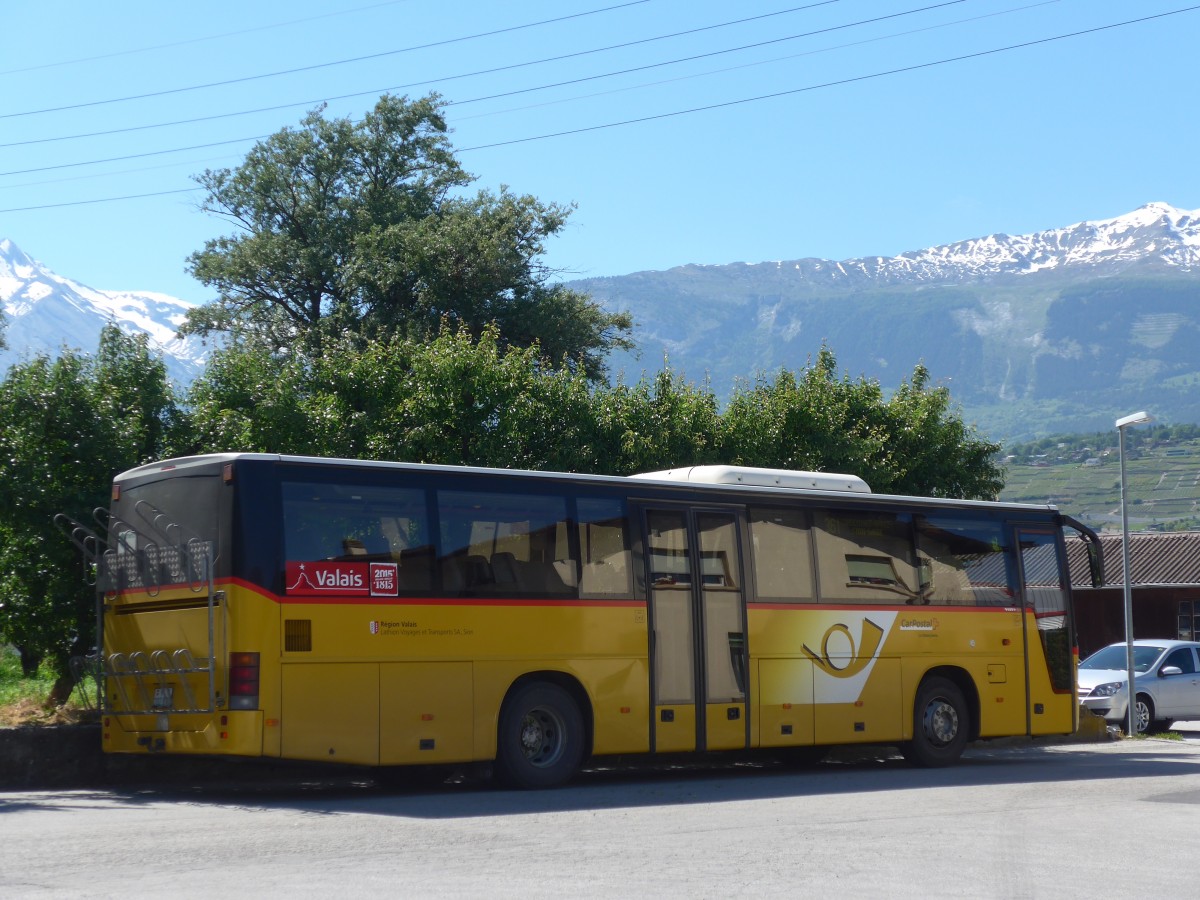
[569,203,1200,441]
[0,239,207,384]
[598,202,1199,287]
[4,202,1198,442]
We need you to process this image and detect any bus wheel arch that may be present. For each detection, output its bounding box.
[902,668,976,768]
[494,673,592,789]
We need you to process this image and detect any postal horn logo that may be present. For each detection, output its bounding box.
[801,617,885,678]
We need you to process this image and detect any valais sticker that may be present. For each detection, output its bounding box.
[286,561,398,598]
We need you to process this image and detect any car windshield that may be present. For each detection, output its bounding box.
[1080,644,1165,673]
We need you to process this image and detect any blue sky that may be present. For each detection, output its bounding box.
[2,0,1198,304]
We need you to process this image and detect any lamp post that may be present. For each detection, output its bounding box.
[1115,410,1152,736]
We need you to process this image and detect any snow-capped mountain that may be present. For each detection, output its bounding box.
[0,239,207,383]
[571,202,1200,440]
[674,202,1200,288]
[870,201,1200,283]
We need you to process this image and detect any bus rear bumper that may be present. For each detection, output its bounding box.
[102,711,264,757]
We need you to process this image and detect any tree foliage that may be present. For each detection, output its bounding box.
[185,335,1001,499]
[721,347,1003,498]
[184,94,632,379]
[0,327,178,687]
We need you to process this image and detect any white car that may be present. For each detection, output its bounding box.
[1078,640,1200,733]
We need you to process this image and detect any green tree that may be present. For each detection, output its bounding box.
[720,348,1002,499]
[184,94,632,379]
[588,368,723,475]
[0,327,178,697]
[186,324,601,470]
[188,335,1001,499]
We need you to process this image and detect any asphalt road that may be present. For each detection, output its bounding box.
[3,735,1200,899]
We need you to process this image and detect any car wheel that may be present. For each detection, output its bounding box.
[495,682,585,789]
[1133,694,1155,734]
[902,676,969,767]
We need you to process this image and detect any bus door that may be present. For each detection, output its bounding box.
[1015,528,1076,735]
[640,506,749,753]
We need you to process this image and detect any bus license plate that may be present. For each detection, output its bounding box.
[152,686,174,709]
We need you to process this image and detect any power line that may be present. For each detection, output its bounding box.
[0,0,926,176]
[0,154,238,192]
[451,5,1200,151]
[0,0,654,121]
[0,135,271,178]
[2,5,1195,213]
[2,0,1056,184]
[450,0,1062,124]
[0,0,957,174]
[1,1,845,148]
[0,187,200,214]
[443,0,967,110]
[0,0,418,77]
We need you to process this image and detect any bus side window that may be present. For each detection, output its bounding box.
[812,510,922,604]
[748,507,813,602]
[578,498,632,598]
[915,517,1013,607]
[281,481,435,595]
[437,490,576,598]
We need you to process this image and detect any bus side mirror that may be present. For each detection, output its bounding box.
[1089,543,1105,588]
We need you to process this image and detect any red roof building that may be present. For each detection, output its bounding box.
[1067,531,1200,657]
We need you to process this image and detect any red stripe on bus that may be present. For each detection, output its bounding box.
[748,602,1022,613]
[225,577,645,608]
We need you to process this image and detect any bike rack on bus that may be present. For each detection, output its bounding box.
[57,507,220,717]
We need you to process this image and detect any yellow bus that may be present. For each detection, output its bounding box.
[84,454,1101,787]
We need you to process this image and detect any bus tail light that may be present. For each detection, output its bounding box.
[229,651,260,709]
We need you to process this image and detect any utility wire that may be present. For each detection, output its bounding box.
[0,1,940,176]
[457,5,1200,152]
[443,0,966,109]
[0,136,271,178]
[0,0,916,177]
[0,0,955,173]
[0,188,200,213]
[1,0,1055,181]
[0,0,418,76]
[2,5,1195,213]
[452,0,1061,124]
[1,1,845,147]
[0,0,653,120]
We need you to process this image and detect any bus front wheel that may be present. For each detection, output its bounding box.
[495,682,585,789]
[902,676,969,768]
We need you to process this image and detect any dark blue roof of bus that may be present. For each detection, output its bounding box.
[115,452,1061,517]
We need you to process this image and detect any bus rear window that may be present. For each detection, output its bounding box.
[110,474,221,590]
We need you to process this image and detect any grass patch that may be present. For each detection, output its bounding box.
[1125,730,1184,741]
[0,645,93,726]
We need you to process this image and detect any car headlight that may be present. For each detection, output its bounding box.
[1089,681,1126,697]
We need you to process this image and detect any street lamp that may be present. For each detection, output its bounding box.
[1115,409,1152,736]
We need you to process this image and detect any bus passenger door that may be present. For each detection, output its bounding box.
[1016,529,1076,735]
[642,507,749,753]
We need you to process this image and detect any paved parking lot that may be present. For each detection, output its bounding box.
[4,737,1200,898]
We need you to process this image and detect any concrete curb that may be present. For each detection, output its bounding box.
[0,724,105,789]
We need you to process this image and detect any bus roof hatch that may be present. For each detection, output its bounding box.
[630,465,871,493]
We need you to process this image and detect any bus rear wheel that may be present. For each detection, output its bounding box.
[495,682,585,789]
[902,676,969,768]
